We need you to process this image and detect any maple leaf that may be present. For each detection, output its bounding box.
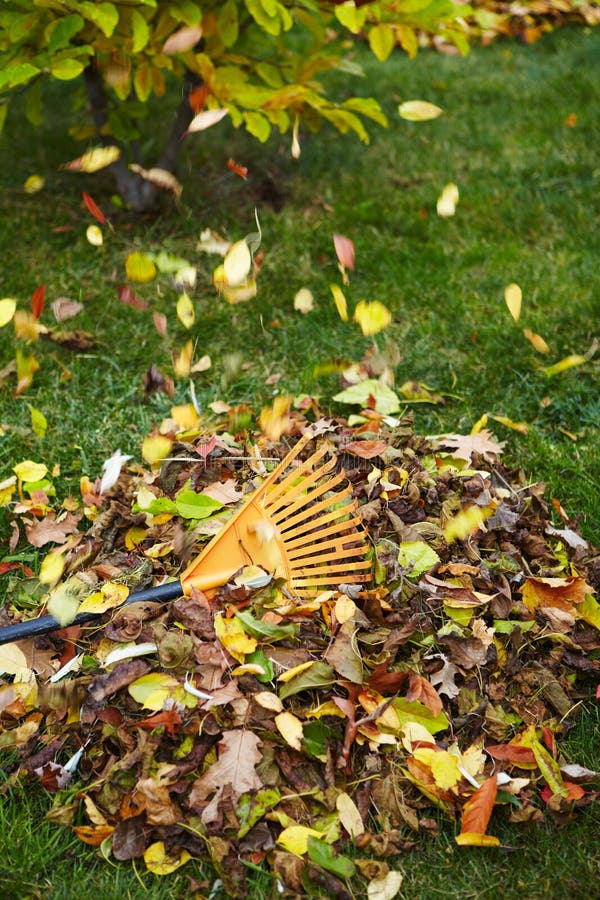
[189,729,263,824]
[437,429,504,462]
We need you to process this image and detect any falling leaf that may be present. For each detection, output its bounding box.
[82,192,107,224]
[354,300,392,336]
[333,233,355,271]
[523,327,551,354]
[367,870,404,900]
[197,228,231,256]
[176,293,195,329]
[0,298,17,328]
[294,288,314,314]
[504,283,522,322]
[162,25,203,54]
[291,115,301,159]
[86,225,103,246]
[227,157,248,179]
[129,165,183,199]
[437,183,459,217]
[64,146,121,173]
[144,842,191,875]
[15,349,40,394]
[443,505,492,543]
[153,312,168,337]
[24,175,44,194]
[259,396,293,441]
[173,340,193,378]
[100,449,132,494]
[330,284,349,322]
[30,284,45,319]
[125,252,156,283]
[336,792,364,837]
[117,284,147,310]
[543,354,587,377]
[188,108,229,134]
[51,297,83,322]
[399,100,444,121]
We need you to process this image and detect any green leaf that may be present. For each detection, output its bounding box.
[234,609,297,641]
[45,14,84,55]
[391,698,449,734]
[78,2,120,38]
[0,64,40,90]
[27,405,47,438]
[243,111,271,142]
[307,836,355,879]
[302,720,336,760]
[368,24,395,62]
[397,541,440,578]
[279,661,335,700]
[51,59,85,81]
[218,0,239,47]
[578,594,600,630]
[174,490,223,520]
[237,787,281,838]
[131,10,150,52]
[334,3,367,33]
[246,649,275,682]
[24,79,43,126]
[133,495,177,516]
[333,379,401,416]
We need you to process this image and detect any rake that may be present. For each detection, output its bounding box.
[0,432,371,645]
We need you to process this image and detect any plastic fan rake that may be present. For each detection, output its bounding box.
[0,432,371,645]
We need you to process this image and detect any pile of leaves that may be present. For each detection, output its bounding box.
[1,413,599,898]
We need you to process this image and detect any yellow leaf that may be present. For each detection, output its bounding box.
[13,460,48,483]
[443,505,491,543]
[259,395,292,441]
[14,310,47,341]
[334,595,356,624]
[125,252,156,283]
[78,582,129,614]
[367,870,404,900]
[354,300,392,337]
[504,283,522,322]
[0,643,28,676]
[293,288,314,314]
[188,108,229,133]
[277,825,324,856]
[274,711,304,751]
[254,691,284,712]
[86,225,103,246]
[305,700,347,719]
[143,841,191,875]
[330,284,348,322]
[0,475,17,507]
[141,434,173,466]
[430,750,461,790]
[437,183,459,217]
[65,146,121,173]
[173,340,193,378]
[456,832,500,847]
[336,792,365,837]
[170,403,199,431]
[0,298,17,328]
[523,328,550,354]
[223,240,252,286]
[128,672,180,709]
[39,553,65,586]
[24,175,45,194]
[399,100,444,121]
[15,350,40,394]
[490,415,528,435]
[278,660,315,683]
[543,354,587,377]
[28,405,48,437]
[125,525,146,549]
[470,412,488,434]
[214,613,257,662]
[176,293,195,329]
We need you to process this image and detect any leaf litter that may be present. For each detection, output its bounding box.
[0,413,599,896]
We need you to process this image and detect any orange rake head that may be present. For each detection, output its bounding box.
[180,431,371,598]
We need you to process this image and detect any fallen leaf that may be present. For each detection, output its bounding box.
[437,430,504,462]
[367,870,404,900]
[543,354,588,377]
[143,842,191,875]
[336,792,365,837]
[277,825,325,856]
[436,183,459,217]
[294,288,314,314]
[275,711,304,751]
[523,327,550,354]
[504,283,522,322]
[459,774,498,837]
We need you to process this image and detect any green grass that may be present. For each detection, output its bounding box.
[0,25,599,899]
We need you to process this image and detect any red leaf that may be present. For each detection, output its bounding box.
[596,683,600,700]
[137,709,182,737]
[333,233,355,271]
[31,284,46,319]
[117,284,148,310]
[461,775,497,835]
[188,85,208,112]
[227,157,248,180]
[0,561,34,578]
[486,743,536,764]
[367,662,408,694]
[82,191,107,225]
[541,781,585,803]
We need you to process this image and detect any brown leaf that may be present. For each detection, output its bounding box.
[343,440,388,459]
[52,297,84,322]
[112,816,146,860]
[438,430,504,462]
[406,673,443,717]
[25,511,81,547]
[87,659,151,705]
[117,284,148,310]
[189,729,263,823]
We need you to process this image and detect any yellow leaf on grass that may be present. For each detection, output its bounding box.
[143,841,191,875]
[336,791,365,837]
[128,672,180,709]
[504,283,522,322]
[470,412,489,434]
[490,415,528,435]
[294,288,314,314]
[367,870,404,900]
[456,832,500,847]
[28,405,48,437]
[330,284,348,322]
[141,434,173,466]
[24,175,45,194]
[176,293,195,329]
[0,298,17,328]
[39,553,65,586]
[543,354,587,377]
[214,613,257,662]
[64,146,121,173]
[354,300,392,337]
[399,100,444,121]
[274,711,304,751]
[277,825,324,856]
[443,505,492,543]
[86,225,103,246]
[125,252,156,283]
[78,582,129,614]
[523,327,550,354]
[13,460,48,483]
[437,183,459,217]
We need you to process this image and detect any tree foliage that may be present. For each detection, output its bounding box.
[0,0,472,207]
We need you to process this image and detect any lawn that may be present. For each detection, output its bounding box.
[0,24,599,899]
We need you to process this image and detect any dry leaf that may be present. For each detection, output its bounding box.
[437,183,459,217]
[188,108,229,134]
[275,711,304,750]
[294,288,314,314]
[504,283,522,322]
[523,328,550,354]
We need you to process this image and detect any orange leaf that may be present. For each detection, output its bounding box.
[189,85,208,112]
[486,743,536,765]
[74,825,115,845]
[460,774,497,836]
[541,781,585,803]
[406,673,443,717]
[343,439,388,460]
[82,192,107,225]
[31,284,45,319]
[227,158,248,179]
